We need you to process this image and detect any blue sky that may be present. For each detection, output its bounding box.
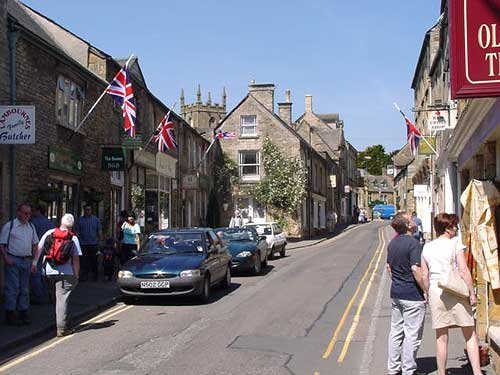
[23,0,440,153]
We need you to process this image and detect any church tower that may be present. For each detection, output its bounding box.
[180,85,227,140]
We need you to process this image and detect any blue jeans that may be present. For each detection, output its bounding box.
[4,256,32,311]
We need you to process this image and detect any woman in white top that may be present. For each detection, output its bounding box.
[421,213,481,375]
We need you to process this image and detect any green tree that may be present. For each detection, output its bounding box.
[357,145,391,175]
[252,137,307,219]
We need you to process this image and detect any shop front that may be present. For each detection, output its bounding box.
[156,152,176,230]
[101,147,126,237]
[133,150,156,234]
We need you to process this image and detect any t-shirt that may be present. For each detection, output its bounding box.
[386,234,424,301]
[37,228,82,275]
[121,222,141,245]
[0,219,39,256]
[422,237,465,286]
[76,215,102,245]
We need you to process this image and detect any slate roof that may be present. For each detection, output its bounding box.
[392,143,414,167]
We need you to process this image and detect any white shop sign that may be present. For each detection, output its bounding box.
[0,106,35,144]
[428,110,449,132]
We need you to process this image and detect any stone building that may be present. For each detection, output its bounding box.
[180,85,226,141]
[295,95,358,223]
[215,83,329,237]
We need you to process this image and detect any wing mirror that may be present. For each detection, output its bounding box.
[259,236,267,241]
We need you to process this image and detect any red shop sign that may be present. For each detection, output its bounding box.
[450,0,500,98]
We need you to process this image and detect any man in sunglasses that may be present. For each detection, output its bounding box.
[0,203,39,325]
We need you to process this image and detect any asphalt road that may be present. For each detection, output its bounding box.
[0,222,398,375]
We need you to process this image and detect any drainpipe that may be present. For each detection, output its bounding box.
[8,18,18,220]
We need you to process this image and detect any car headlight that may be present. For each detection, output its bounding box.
[180,269,201,278]
[236,251,253,257]
[118,270,133,278]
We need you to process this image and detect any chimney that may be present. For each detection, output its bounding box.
[249,82,275,112]
[278,89,292,125]
[305,95,313,113]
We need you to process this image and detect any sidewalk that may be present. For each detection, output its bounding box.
[287,223,361,250]
[0,280,120,354]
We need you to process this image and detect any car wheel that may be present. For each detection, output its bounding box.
[252,253,262,275]
[221,266,231,289]
[280,245,286,258]
[199,274,211,303]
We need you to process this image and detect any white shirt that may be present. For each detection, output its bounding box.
[422,236,465,285]
[0,219,39,256]
[37,228,82,275]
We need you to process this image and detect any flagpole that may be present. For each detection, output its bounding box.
[196,137,217,171]
[393,102,439,156]
[69,54,134,140]
[133,102,176,166]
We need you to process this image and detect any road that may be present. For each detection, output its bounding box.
[0,222,410,375]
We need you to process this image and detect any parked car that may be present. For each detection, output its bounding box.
[372,204,396,220]
[117,228,232,303]
[215,227,269,275]
[243,222,287,259]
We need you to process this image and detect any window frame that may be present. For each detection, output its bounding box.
[240,115,257,137]
[55,75,84,130]
[239,150,260,181]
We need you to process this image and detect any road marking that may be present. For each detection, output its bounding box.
[337,228,386,363]
[322,228,384,359]
[0,303,132,372]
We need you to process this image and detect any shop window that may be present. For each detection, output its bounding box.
[56,76,84,129]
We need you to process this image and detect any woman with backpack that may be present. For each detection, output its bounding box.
[33,213,81,337]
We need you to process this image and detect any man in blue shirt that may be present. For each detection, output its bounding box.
[30,205,54,304]
[386,212,426,375]
[76,205,102,281]
[411,212,423,244]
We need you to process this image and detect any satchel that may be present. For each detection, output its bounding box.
[438,245,469,298]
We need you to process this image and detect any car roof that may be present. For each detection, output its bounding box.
[244,222,276,226]
[151,228,213,235]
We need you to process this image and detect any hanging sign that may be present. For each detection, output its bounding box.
[0,106,35,144]
[101,147,125,171]
[428,111,449,132]
[450,0,500,98]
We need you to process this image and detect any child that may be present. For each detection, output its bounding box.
[102,238,116,281]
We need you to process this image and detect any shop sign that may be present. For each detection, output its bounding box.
[418,137,436,156]
[414,184,430,198]
[156,152,177,178]
[134,151,156,170]
[121,133,143,149]
[344,185,351,193]
[48,145,83,175]
[450,0,500,98]
[101,147,125,171]
[328,175,337,188]
[182,174,199,189]
[428,110,449,132]
[0,106,35,144]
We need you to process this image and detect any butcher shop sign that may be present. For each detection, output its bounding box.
[0,106,36,144]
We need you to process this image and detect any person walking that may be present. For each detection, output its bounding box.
[34,213,81,337]
[229,210,243,228]
[76,205,102,281]
[30,204,54,304]
[120,212,141,265]
[386,211,426,375]
[421,213,482,375]
[412,212,424,244]
[0,203,39,326]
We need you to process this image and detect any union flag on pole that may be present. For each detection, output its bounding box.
[396,106,422,157]
[105,67,136,138]
[215,130,236,139]
[154,112,177,152]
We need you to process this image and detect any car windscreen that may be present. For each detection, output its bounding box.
[246,225,271,235]
[139,233,205,255]
[216,228,256,241]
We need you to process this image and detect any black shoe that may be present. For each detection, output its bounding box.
[5,311,21,326]
[18,311,31,325]
[56,328,75,337]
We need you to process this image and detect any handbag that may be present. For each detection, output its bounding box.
[438,245,470,298]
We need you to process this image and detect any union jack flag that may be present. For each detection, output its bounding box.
[215,130,236,139]
[398,108,422,156]
[105,67,136,138]
[154,112,177,152]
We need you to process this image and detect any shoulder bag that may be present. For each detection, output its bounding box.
[438,244,469,298]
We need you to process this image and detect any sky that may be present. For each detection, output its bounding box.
[22,0,441,153]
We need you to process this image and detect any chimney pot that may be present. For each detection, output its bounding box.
[305,95,313,113]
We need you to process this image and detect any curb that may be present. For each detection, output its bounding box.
[0,294,120,355]
[287,223,361,250]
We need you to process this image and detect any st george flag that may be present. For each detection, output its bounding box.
[215,130,236,139]
[397,107,422,156]
[154,112,177,152]
[105,67,136,138]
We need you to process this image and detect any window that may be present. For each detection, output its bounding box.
[239,151,260,180]
[56,76,84,129]
[240,115,257,136]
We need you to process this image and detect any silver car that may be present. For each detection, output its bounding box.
[243,222,287,259]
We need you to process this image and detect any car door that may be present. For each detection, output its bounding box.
[273,224,285,249]
[207,230,225,282]
[204,231,221,284]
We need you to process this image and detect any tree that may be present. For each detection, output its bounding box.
[252,137,307,224]
[357,145,391,175]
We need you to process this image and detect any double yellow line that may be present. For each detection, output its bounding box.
[0,304,133,372]
[321,227,386,362]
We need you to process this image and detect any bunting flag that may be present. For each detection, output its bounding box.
[215,130,236,139]
[154,112,177,152]
[397,107,422,156]
[105,66,136,138]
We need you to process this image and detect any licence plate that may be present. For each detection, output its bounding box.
[140,280,170,289]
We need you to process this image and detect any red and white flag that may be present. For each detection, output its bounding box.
[105,67,136,138]
[154,112,177,152]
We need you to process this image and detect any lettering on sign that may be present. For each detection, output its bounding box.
[428,111,449,132]
[0,106,36,144]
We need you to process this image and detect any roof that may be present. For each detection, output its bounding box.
[411,19,442,89]
[317,113,340,124]
[392,143,414,167]
[116,57,148,87]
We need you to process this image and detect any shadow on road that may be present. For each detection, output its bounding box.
[232,264,275,277]
[417,355,480,374]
